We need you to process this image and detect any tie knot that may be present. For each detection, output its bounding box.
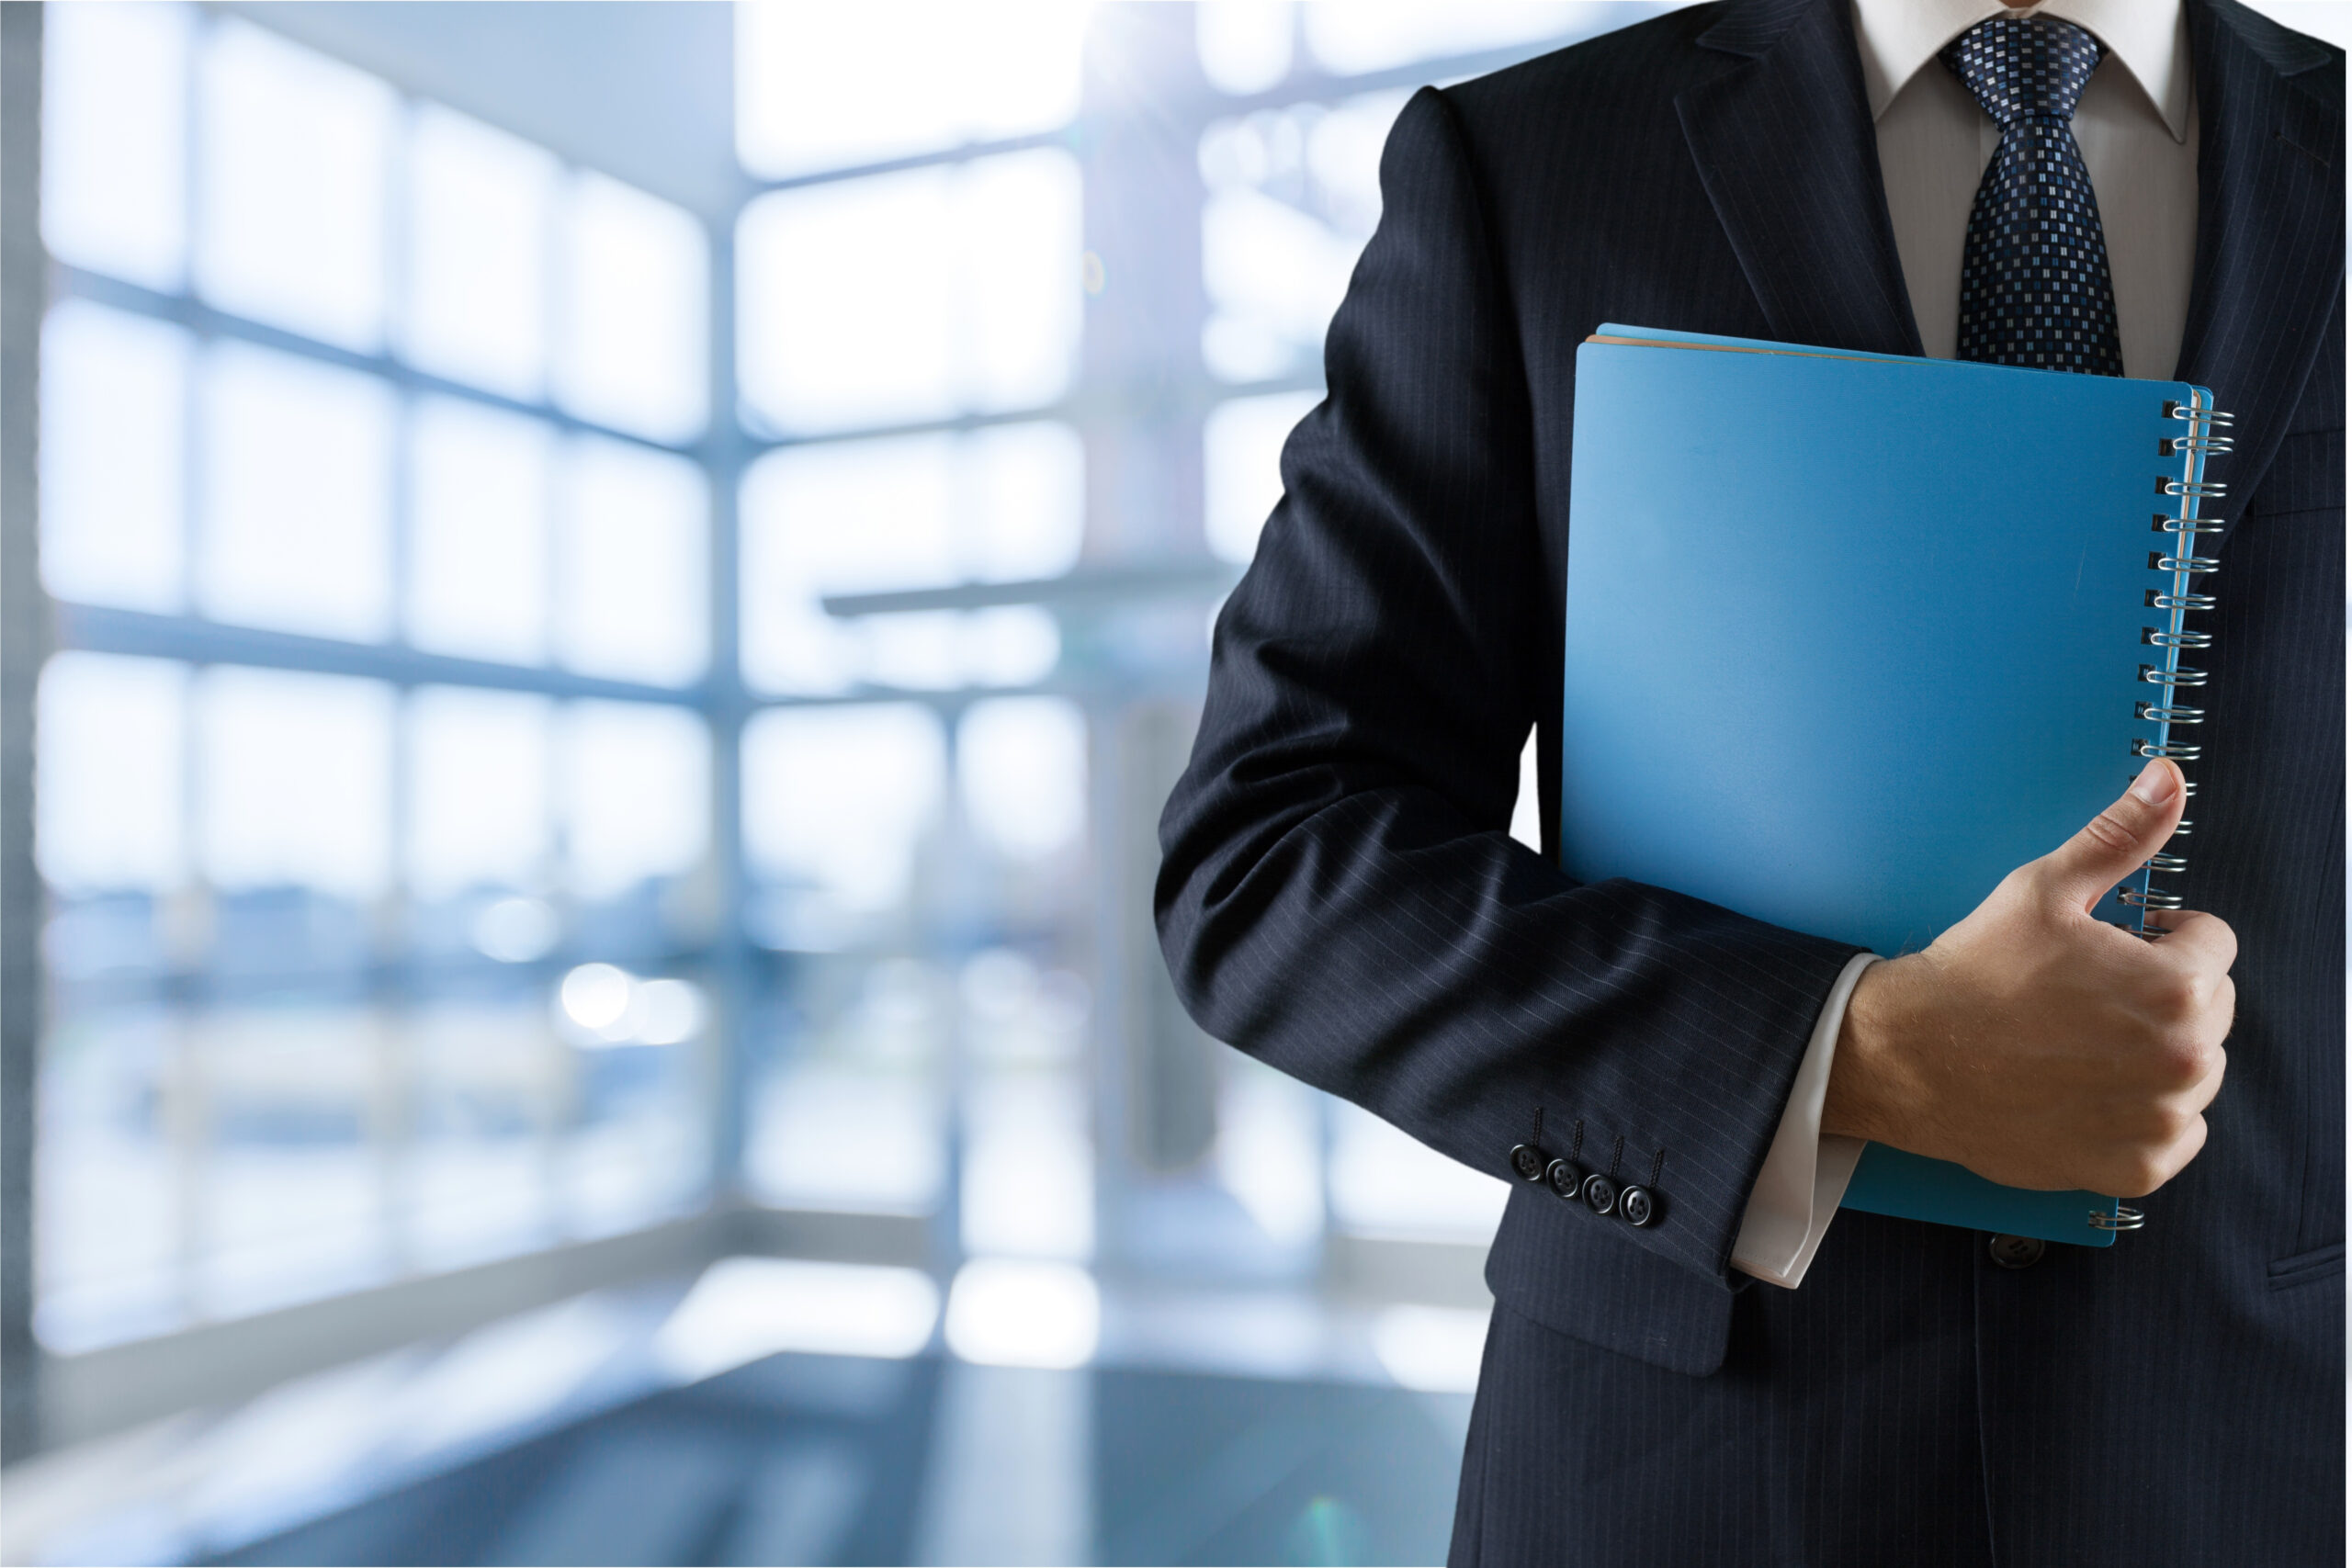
[1940,15,2105,127]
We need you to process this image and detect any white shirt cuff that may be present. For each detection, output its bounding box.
[1731,951,1880,1289]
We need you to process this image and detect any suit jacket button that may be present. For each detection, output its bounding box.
[1618,1184,1657,1227]
[1509,1144,1548,1182]
[1988,1234,2046,1269]
[1581,1172,1619,1215]
[1544,1157,1582,1199]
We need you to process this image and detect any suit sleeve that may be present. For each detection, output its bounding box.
[1153,85,1864,1286]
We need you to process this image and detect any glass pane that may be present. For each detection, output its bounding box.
[741,701,947,1237]
[196,667,394,902]
[557,434,709,686]
[967,421,1085,582]
[406,687,553,902]
[961,953,1091,1277]
[741,423,1078,694]
[41,0,191,291]
[738,169,953,434]
[736,1,1085,178]
[742,704,944,921]
[198,341,396,641]
[1301,1,1596,74]
[1328,1101,1508,1243]
[195,18,395,353]
[403,1000,559,1271]
[962,606,1061,690]
[959,698,1087,863]
[37,653,187,896]
[555,173,708,446]
[407,396,553,664]
[737,149,1080,434]
[1198,91,1408,382]
[1204,390,1318,563]
[402,103,557,402]
[963,1069,1091,1260]
[746,956,946,1213]
[862,611,967,692]
[40,300,190,612]
[741,431,956,694]
[1214,1055,1326,1250]
[560,701,710,905]
[1198,1,1296,95]
[195,1003,390,1319]
[1510,728,1544,852]
[960,151,1085,413]
[556,964,709,1238]
[37,1005,186,1352]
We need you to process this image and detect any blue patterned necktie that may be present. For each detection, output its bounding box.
[1941,15,2123,376]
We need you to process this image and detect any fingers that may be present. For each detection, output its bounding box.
[2117,1111,2210,1199]
[2036,759,2187,912]
[2142,908,2240,972]
[2178,1028,2229,1115]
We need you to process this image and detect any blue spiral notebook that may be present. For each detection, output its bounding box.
[1561,324,2229,1246]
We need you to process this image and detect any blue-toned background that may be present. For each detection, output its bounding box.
[4,3,2343,1563]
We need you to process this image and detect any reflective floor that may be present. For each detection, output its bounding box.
[6,1271,1481,1568]
[207,1355,1471,1567]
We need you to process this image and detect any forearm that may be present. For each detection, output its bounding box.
[1159,754,1865,1281]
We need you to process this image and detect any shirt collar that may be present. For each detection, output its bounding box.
[1850,0,2189,141]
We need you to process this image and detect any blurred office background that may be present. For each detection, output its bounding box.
[3,2,2344,1563]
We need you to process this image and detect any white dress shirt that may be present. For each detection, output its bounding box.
[1730,0,2199,1288]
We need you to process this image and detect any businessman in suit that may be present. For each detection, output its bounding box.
[1156,0,2343,1562]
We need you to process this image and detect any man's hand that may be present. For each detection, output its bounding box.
[1821,757,2234,1197]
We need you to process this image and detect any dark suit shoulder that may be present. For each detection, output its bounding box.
[1395,4,1771,339]
[1437,1,1730,143]
[2210,0,2344,86]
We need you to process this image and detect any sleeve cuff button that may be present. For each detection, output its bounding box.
[1581,1172,1619,1215]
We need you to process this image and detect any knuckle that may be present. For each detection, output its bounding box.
[2151,974,2200,1021]
[1994,866,2040,906]
[2164,1036,2218,1089]
[2127,1136,2191,1197]
[2110,1156,2165,1199]
[2076,807,2143,857]
[2206,915,2241,962]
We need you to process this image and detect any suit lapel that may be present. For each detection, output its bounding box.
[1677,0,1923,357]
[2174,0,2343,539]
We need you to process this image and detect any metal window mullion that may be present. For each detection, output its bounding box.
[377,95,416,1280]
[52,603,706,706]
[537,152,570,1247]
[51,264,695,464]
[747,127,1073,195]
[704,192,752,1207]
[0,0,45,1464]
[173,13,213,1334]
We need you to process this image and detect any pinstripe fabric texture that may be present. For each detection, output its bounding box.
[1154,0,2342,1560]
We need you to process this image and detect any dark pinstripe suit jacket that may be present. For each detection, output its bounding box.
[1155,0,2344,1561]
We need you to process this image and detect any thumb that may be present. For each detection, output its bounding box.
[2037,757,2185,912]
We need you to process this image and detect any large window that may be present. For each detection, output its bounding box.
[729,7,1097,1280]
[34,0,1669,1364]
[37,5,715,1350]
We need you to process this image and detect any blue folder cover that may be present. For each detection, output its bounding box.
[1562,324,2216,1246]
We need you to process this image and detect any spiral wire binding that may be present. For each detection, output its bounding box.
[2122,396,2232,932]
[2099,399,2233,1237]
